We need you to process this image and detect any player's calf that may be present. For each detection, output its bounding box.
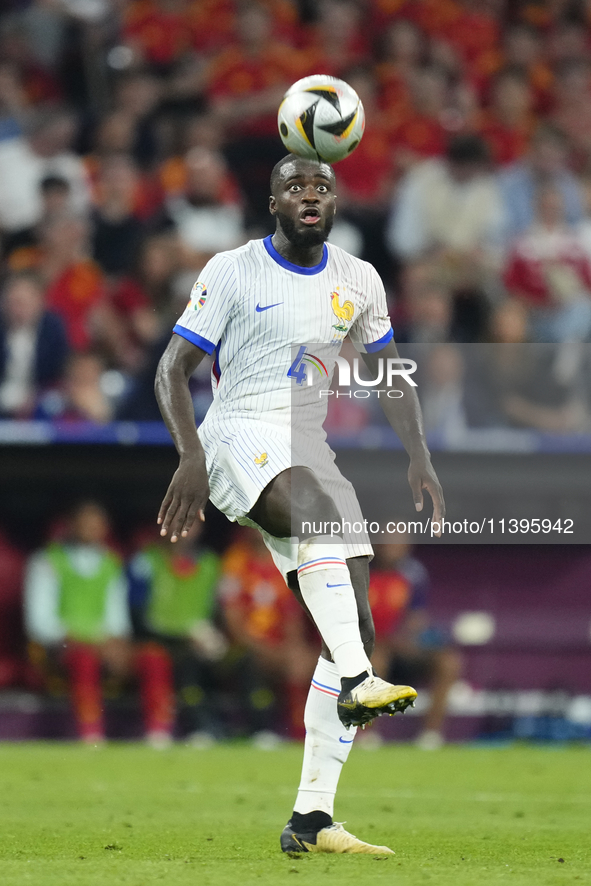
[296,537,372,679]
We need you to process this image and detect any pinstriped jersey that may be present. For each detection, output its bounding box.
[173,236,393,427]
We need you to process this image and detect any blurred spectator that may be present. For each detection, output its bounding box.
[158,113,226,198]
[24,500,175,745]
[500,23,553,114]
[8,213,99,342]
[369,539,461,750]
[3,0,591,437]
[576,173,591,259]
[0,61,29,137]
[423,0,502,82]
[10,211,136,363]
[36,351,113,423]
[128,522,225,744]
[395,263,454,343]
[115,269,214,422]
[503,184,591,342]
[388,134,505,304]
[113,230,181,324]
[418,343,467,440]
[204,1,304,227]
[166,146,246,268]
[479,67,535,166]
[486,297,531,344]
[2,174,72,259]
[547,20,590,68]
[220,528,316,743]
[39,174,72,220]
[0,16,63,108]
[0,271,68,417]
[374,18,425,104]
[0,108,90,237]
[299,0,368,77]
[109,71,162,168]
[91,153,147,277]
[392,64,450,171]
[122,0,236,70]
[323,340,373,435]
[205,2,302,134]
[91,110,138,158]
[499,123,585,243]
[551,59,591,172]
[464,301,589,432]
[332,66,395,277]
[0,529,26,690]
[389,133,503,260]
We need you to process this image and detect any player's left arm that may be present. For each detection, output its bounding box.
[361,339,445,528]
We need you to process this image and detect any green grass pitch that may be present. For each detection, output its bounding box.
[0,742,590,885]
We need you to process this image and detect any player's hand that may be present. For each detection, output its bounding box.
[157,455,209,542]
[407,456,445,536]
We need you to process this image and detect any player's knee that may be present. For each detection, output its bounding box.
[290,468,342,538]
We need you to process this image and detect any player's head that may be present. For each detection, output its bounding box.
[269,154,336,248]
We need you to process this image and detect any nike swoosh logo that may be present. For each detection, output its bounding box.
[327,583,348,588]
[256,302,283,312]
[339,736,354,743]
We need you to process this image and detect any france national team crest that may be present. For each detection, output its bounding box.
[330,287,355,340]
[190,281,208,310]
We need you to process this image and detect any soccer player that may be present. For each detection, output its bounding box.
[155,154,445,855]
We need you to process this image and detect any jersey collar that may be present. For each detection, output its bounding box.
[263,235,328,275]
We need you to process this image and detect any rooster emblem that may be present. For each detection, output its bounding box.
[331,289,354,332]
[254,452,268,468]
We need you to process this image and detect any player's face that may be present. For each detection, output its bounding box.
[270,161,336,248]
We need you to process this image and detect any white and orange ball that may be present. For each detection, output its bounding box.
[277,74,365,164]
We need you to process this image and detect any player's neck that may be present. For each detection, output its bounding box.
[271,230,325,268]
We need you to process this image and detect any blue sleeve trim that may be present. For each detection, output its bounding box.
[364,327,394,353]
[173,325,216,355]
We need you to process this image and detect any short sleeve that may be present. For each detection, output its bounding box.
[173,253,238,355]
[348,265,394,354]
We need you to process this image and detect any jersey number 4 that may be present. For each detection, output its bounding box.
[287,346,308,386]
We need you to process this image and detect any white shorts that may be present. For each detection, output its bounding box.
[198,416,373,579]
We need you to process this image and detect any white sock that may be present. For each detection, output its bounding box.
[297,537,371,679]
[294,657,358,817]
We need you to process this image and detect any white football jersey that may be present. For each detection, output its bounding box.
[173,236,393,430]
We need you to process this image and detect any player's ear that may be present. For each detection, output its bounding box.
[269,195,276,214]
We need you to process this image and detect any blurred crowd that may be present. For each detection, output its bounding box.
[0,500,457,748]
[2,0,591,431]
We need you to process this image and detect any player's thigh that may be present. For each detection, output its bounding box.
[247,465,342,538]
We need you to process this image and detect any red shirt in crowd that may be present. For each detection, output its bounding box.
[504,226,591,308]
[368,556,429,640]
[220,540,303,647]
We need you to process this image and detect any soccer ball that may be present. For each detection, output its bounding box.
[277,75,365,164]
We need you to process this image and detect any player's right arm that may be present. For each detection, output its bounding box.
[155,334,209,542]
[155,253,238,541]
